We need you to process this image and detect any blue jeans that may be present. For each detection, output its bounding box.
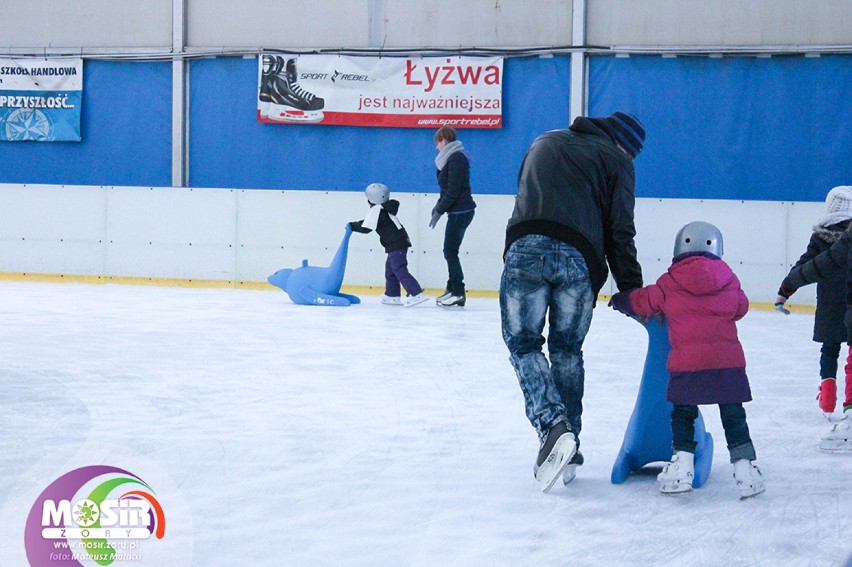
[443,209,475,295]
[500,235,594,442]
[672,403,756,462]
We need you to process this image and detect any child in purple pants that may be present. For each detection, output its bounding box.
[349,183,429,307]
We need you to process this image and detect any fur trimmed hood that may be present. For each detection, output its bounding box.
[813,219,851,244]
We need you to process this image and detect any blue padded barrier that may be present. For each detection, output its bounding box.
[611,316,713,488]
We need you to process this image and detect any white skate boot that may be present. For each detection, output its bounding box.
[533,421,576,493]
[733,459,765,499]
[819,408,852,452]
[657,451,694,494]
[403,293,429,307]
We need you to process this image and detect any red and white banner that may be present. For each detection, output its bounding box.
[257,54,502,128]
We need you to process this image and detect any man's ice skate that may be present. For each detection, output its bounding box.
[561,450,584,485]
[380,294,402,306]
[732,459,765,499]
[259,55,325,123]
[533,421,576,493]
[816,378,837,419]
[819,409,852,452]
[657,451,694,494]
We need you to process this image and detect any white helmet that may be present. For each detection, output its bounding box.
[365,183,389,205]
[673,221,724,258]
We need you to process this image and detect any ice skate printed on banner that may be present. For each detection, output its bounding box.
[256,54,503,128]
[259,55,325,123]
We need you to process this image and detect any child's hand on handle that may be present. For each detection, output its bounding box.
[609,291,663,325]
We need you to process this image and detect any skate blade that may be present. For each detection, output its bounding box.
[536,436,577,493]
[738,485,766,499]
[659,482,693,494]
[819,440,852,453]
[562,463,580,485]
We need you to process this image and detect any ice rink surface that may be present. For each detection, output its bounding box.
[0,280,850,566]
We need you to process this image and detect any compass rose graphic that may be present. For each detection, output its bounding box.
[3,108,54,141]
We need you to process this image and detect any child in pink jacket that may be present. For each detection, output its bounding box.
[609,221,765,499]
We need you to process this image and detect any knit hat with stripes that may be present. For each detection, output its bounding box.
[606,112,645,158]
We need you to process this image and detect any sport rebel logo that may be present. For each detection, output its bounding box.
[25,465,166,566]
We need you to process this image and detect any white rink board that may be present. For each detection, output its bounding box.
[0,183,826,305]
[617,198,821,306]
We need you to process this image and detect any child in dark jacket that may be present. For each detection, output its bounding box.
[778,191,852,452]
[610,221,765,498]
[349,183,429,307]
[775,186,852,418]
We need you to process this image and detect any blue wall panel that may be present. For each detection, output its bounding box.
[188,56,570,195]
[0,61,171,187]
[590,55,852,202]
[6,55,846,202]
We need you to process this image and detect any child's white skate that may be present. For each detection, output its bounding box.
[403,293,429,307]
[819,409,852,452]
[657,451,694,494]
[733,459,765,499]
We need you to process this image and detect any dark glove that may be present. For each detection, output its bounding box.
[429,211,441,229]
[608,291,635,317]
[775,286,791,315]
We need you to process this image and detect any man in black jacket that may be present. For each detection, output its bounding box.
[500,111,646,491]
